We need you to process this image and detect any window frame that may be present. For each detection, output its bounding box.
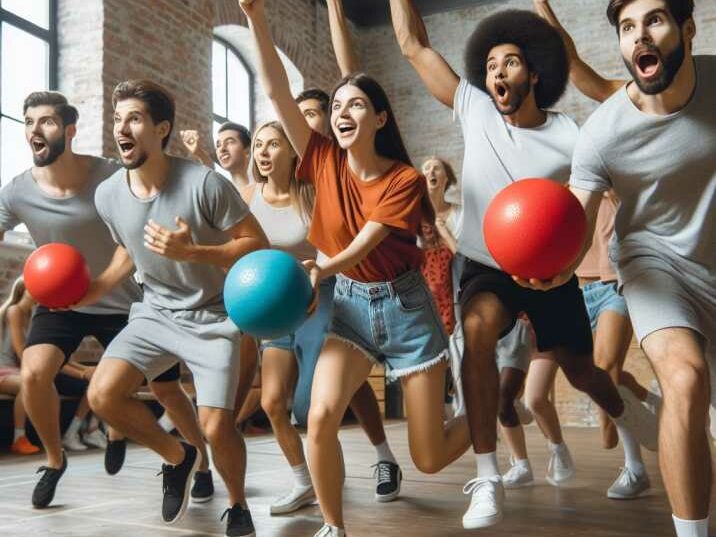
[212,35,253,131]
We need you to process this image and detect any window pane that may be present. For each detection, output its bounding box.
[227,50,250,127]
[2,23,49,120]
[1,116,31,187]
[1,0,50,30]
[212,40,227,118]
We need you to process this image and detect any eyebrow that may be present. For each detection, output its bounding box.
[487,53,522,62]
[620,8,669,25]
[25,114,58,122]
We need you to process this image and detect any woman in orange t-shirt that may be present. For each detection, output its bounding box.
[241,1,470,535]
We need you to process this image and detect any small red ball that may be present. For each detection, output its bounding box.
[23,243,91,308]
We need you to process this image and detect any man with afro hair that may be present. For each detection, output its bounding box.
[389,0,657,530]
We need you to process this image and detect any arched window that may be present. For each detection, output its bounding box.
[1,0,57,186]
[212,36,252,138]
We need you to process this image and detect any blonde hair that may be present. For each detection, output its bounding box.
[251,121,315,223]
[0,277,27,340]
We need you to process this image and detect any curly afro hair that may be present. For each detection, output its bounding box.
[464,9,569,110]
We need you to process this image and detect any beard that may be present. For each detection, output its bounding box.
[625,39,686,95]
[121,150,148,170]
[491,79,532,116]
[32,134,66,167]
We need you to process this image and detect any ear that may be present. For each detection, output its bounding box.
[157,120,172,145]
[376,110,388,130]
[683,18,696,48]
[65,123,77,142]
[530,71,540,87]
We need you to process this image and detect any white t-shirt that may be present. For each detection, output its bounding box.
[453,79,579,268]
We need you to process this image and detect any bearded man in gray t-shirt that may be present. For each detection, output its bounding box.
[78,79,268,535]
[0,91,212,511]
[537,1,714,536]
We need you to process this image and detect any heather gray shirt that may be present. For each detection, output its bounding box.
[570,55,716,287]
[95,157,250,312]
[0,157,141,315]
[453,79,579,268]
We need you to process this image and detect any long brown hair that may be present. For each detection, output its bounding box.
[251,121,315,223]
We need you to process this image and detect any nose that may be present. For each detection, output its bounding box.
[635,25,653,45]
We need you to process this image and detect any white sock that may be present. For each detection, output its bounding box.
[672,515,709,537]
[374,440,397,464]
[513,458,530,470]
[158,411,175,432]
[476,452,500,478]
[291,463,312,488]
[65,416,83,437]
[13,428,25,442]
[617,424,645,474]
[548,441,567,455]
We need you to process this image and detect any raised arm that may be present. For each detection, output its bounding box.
[239,0,312,158]
[389,0,459,108]
[326,0,361,77]
[180,129,215,168]
[533,0,624,103]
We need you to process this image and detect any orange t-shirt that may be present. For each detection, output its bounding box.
[297,131,432,283]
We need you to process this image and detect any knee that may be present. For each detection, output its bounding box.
[498,398,519,427]
[261,393,288,422]
[526,392,551,415]
[21,363,54,391]
[411,450,443,474]
[661,362,709,408]
[307,402,341,443]
[199,411,231,445]
[87,379,115,416]
[462,313,497,350]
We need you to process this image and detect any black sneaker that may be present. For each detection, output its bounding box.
[191,469,214,503]
[159,442,200,524]
[221,503,256,537]
[32,452,68,508]
[373,460,401,502]
[105,437,127,475]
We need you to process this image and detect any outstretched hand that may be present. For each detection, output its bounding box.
[238,0,264,16]
[144,217,196,261]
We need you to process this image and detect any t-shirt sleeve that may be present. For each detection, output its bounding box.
[296,131,334,184]
[453,78,491,125]
[369,173,426,234]
[94,183,124,246]
[0,182,20,232]
[201,170,251,231]
[569,128,612,192]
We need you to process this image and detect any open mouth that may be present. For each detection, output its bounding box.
[258,159,271,169]
[494,81,510,104]
[219,153,231,163]
[31,138,47,153]
[336,122,356,136]
[635,49,661,78]
[117,140,135,156]
[428,176,438,187]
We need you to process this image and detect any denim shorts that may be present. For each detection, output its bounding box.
[329,270,449,381]
[582,281,628,331]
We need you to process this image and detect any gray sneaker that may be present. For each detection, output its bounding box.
[617,386,659,452]
[607,467,651,499]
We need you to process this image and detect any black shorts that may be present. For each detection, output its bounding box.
[25,307,180,383]
[458,259,593,356]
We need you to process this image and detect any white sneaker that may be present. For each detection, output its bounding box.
[607,467,651,499]
[502,462,534,489]
[461,476,504,529]
[616,385,658,452]
[82,429,108,450]
[514,399,534,425]
[313,524,346,537]
[546,446,576,486]
[62,431,88,451]
[270,484,316,515]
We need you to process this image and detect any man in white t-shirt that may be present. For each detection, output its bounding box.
[389,0,657,529]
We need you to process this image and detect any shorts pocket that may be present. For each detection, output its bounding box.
[396,284,429,311]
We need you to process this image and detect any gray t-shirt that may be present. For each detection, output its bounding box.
[0,326,17,369]
[95,156,250,312]
[569,55,715,286]
[453,79,579,268]
[0,157,141,315]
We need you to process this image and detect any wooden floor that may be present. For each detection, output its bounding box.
[0,423,713,536]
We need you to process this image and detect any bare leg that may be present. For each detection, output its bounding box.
[21,345,65,468]
[402,361,471,473]
[593,311,634,449]
[642,328,710,519]
[261,347,305,467]
[524,355,563,444]
[349,381,386,446]
[198,406,247,506]
[234,335,259,416]
[498,367,528,461]
[308,338,374,528]
[461,293,511,455]
[88,358,184,464]
[151,380,210,471]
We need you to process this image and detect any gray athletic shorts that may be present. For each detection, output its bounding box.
[496,319,532,373]
[103,302,242,410]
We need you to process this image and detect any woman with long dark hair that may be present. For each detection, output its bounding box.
[241,1,470,535]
